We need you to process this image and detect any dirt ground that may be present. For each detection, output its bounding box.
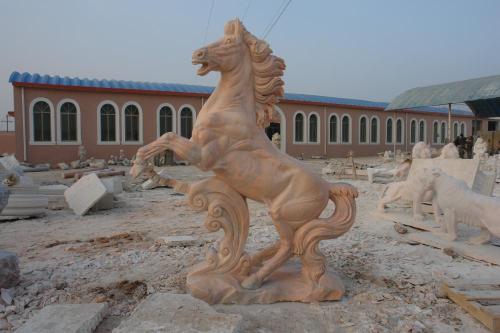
[0,157,499,332]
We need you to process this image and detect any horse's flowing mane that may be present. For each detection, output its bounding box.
[232,20,285,128]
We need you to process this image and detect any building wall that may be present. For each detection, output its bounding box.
[13,86,473,164]
[0,132,16,155]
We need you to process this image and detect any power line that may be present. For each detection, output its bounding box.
[242,0,253,21]
[261,0,287,38]
[262,0,292,39]
[203,0,216,44]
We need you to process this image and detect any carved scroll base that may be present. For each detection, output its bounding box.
[187,261,344,305]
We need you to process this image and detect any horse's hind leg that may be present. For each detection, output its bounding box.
[249,242,280,267]
[241,221,294,290]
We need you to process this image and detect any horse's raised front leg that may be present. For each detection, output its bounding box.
[138,132,202,166]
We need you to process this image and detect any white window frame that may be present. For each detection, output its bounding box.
[178,104,197,139]
[432,120,439,144]
[370,115,380,144]
[410,118,417,144]
[452,121,459,139]
[460,121,467,136]
[357,115,368,144]
[156,103,177,138]
[307,112,320,144]
[396,117,404,144]
[340,114,352,144]
[384,116,392,144]
[56,98,81,145]
[293,111,306,144]
[327,113,339,144]
[418,119,426,142]
[97,100,120,145]
[121,101,143,145]
[440,121,447,144]
[29,97,55,145]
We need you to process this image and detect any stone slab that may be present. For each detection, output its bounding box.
[0,194,48,217]
[112,293,242,333]
[406,232,500,266]
[65,173,107,216]
[409,158,480,189]
[157,235,200,247]
[16,303,107,333]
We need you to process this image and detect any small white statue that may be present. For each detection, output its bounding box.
[78,145,87,162]
[473,137,488,160]
[437,143,459,159]
[383,151,392,162]
[412,142,431,159]
[425,168,500,244]
[271,132,281,149]
[367,159,411,184]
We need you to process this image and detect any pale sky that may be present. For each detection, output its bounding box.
[1,0,500,129]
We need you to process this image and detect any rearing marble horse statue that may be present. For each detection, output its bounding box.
[131,19,357,293]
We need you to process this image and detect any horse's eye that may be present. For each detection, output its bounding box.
[225,38,232,44]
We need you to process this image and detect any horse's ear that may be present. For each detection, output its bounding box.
[224,18,243,37]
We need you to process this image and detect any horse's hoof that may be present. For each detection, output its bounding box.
[241,275,262,290]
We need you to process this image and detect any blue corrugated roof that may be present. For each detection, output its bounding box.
[9,71,472,116]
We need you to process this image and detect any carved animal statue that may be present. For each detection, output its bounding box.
[412,142,431,159]
[436,143,459,159]
[130,19,357,290]
[377,169,432,220]
[367,159,411,183]
[425,168,500,244]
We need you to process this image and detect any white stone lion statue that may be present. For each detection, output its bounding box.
[436,143,459,159]
[424,168,500,244]
[412,142,431,159]
[473,137,488,160]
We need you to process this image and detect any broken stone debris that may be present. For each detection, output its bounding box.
[0,194,48,217]
[16,303,108,333]
[57,162,70,170]
[0,155,24,176]
[141,168,173,190]
[112,293,242,333]
[156,235,201,247]
[0,250,20,289]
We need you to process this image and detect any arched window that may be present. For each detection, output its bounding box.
[410,120,417,144]
[32,100,52,142]
[419,120,425,142]
[433,121,439,144]
[440,122,446,144]
[341,115,350,143]
[371,117,379,144]
[453,122,458,139]
[124,104,140,142]
[359,116,367,143]
[59,101,78,142]
[158,105,173,136]
[386,118,393,144]
[180,107,194,138]
[99,103,117,143]
[294,113,304,142]
[329,115,337,143]
[308,114,318,143]
[460,122,466,136]
[396,119,403,144]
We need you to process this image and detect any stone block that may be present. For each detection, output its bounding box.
[0,194,48,217]
[101,176,123,194]
[64,173,107,216]
[91,192,114,211]
[16,303,108,333]
[112,293,242,333]
[0,155,23,174]
[0,251,19,289]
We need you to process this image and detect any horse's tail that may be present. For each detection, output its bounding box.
[293,182,357,282]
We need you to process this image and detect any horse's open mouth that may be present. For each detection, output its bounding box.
[193,61,212,76]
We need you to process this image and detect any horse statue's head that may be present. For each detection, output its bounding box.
[192,19,286,128]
